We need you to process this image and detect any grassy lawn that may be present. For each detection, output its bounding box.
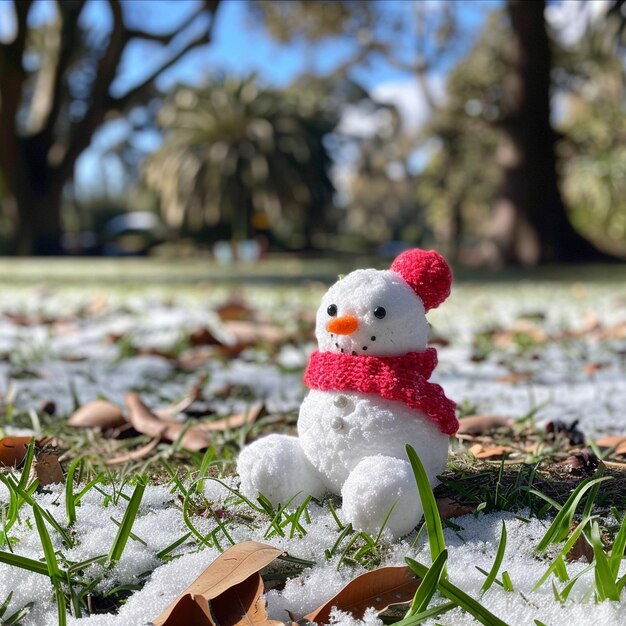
[1,257,626,624]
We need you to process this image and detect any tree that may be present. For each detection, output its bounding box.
[255,0,622,265]
[484,0,606,265]
[142,75,337,247]
[0,0,221,254]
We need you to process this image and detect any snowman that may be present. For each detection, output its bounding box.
[237,249,457,538]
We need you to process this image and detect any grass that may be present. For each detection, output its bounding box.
[2,261,626,622]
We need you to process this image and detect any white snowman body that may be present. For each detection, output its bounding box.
[237,256,453,538]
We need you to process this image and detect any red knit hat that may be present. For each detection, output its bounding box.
[390,249,452,312]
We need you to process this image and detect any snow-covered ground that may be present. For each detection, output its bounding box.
[1,275,626,624]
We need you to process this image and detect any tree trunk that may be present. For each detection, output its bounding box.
[10,135,65,255]
[486,0,608,265]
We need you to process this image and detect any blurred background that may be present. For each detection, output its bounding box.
[0,0,625,267]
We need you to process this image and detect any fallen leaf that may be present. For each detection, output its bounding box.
[125,393,210,452]
[545,420,585,446]
[225,320,290,348]
[303,566,420,622]
[193,403,265,432]
[583,362,606,375]
[105,438,161,466]
[436,497,474,519]
[188,326,222,347]
[154,375,208,420]
[495,372,531,384]
[152,541,284,626]
[457,415,513,436]
[125,393,169,439]
[596,435,626,450]
[0,436,33,466]
[557,448,600,476]
[469,444,515,460]
[598,321,626,340]
[566,526,593,563]
[216,299,254,322]
[68,400,126,429]
[35,454,64,486]
[176,346,219,370]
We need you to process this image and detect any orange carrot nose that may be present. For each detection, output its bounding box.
[326,314,359,335]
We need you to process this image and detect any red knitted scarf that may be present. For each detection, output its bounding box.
[303,348,458,435]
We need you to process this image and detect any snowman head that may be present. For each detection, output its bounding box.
[315,249,452,357]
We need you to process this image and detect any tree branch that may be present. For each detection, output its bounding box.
[125,2,210,45]
[0,0,34,189]
[40,0,87,141]
[56,0,127,178]
[111,0,222,111]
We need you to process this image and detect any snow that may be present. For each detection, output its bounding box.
[1,277,626,623]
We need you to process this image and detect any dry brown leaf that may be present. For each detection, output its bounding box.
[193,403,265,432]
[566,528,593,563]
[216,299,254,322]
[105,438,161,466]
[125,393,210,451]
[152,541,284,626]
[436,497,474,519]
[303,566,420,622]
[154,375,208,421]
[469,444,515,460]
[35,454,64,486]
[596,435,626,450]
[125,393,170,439]
[0,436,33,466]
[68,400,126,429]
[557,449,600,476]
[598,321,626,340]
[177,346,219,370]
[457,415,513,436]
[495,372,531,384]
[225,320,290,347]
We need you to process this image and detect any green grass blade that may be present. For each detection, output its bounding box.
[17,439,36,491]
[591,521,620,601]
[107,478,146,565]
[393,600,456,626]
[481,521,507,592]
[0,591,12,618]
[501,571,514,592]
[156,532,192,561]
[405,549,448,618]
[65,457,82,526]
[406,444,446,566]
[405,557,509,626]
[4,602,33,625]
[609,510,626,579]
[2,475,72,546]
[32,504,67,626]
[532,516,591,592]
[561,564,594,601]
[0,550,61,576]
[535,474,612,553]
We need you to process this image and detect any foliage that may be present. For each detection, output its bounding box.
[143,75,337,245]
[556,12,626,256]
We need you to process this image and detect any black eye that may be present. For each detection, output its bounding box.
[373,306,386,319]
[327,304,338,317]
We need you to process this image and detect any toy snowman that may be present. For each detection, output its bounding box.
[237,249,457,538]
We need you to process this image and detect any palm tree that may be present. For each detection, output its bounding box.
[143,75,337,247]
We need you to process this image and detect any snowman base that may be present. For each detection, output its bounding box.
[237,435,444,539]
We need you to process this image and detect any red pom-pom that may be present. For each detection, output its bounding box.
[390,249,452,311]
